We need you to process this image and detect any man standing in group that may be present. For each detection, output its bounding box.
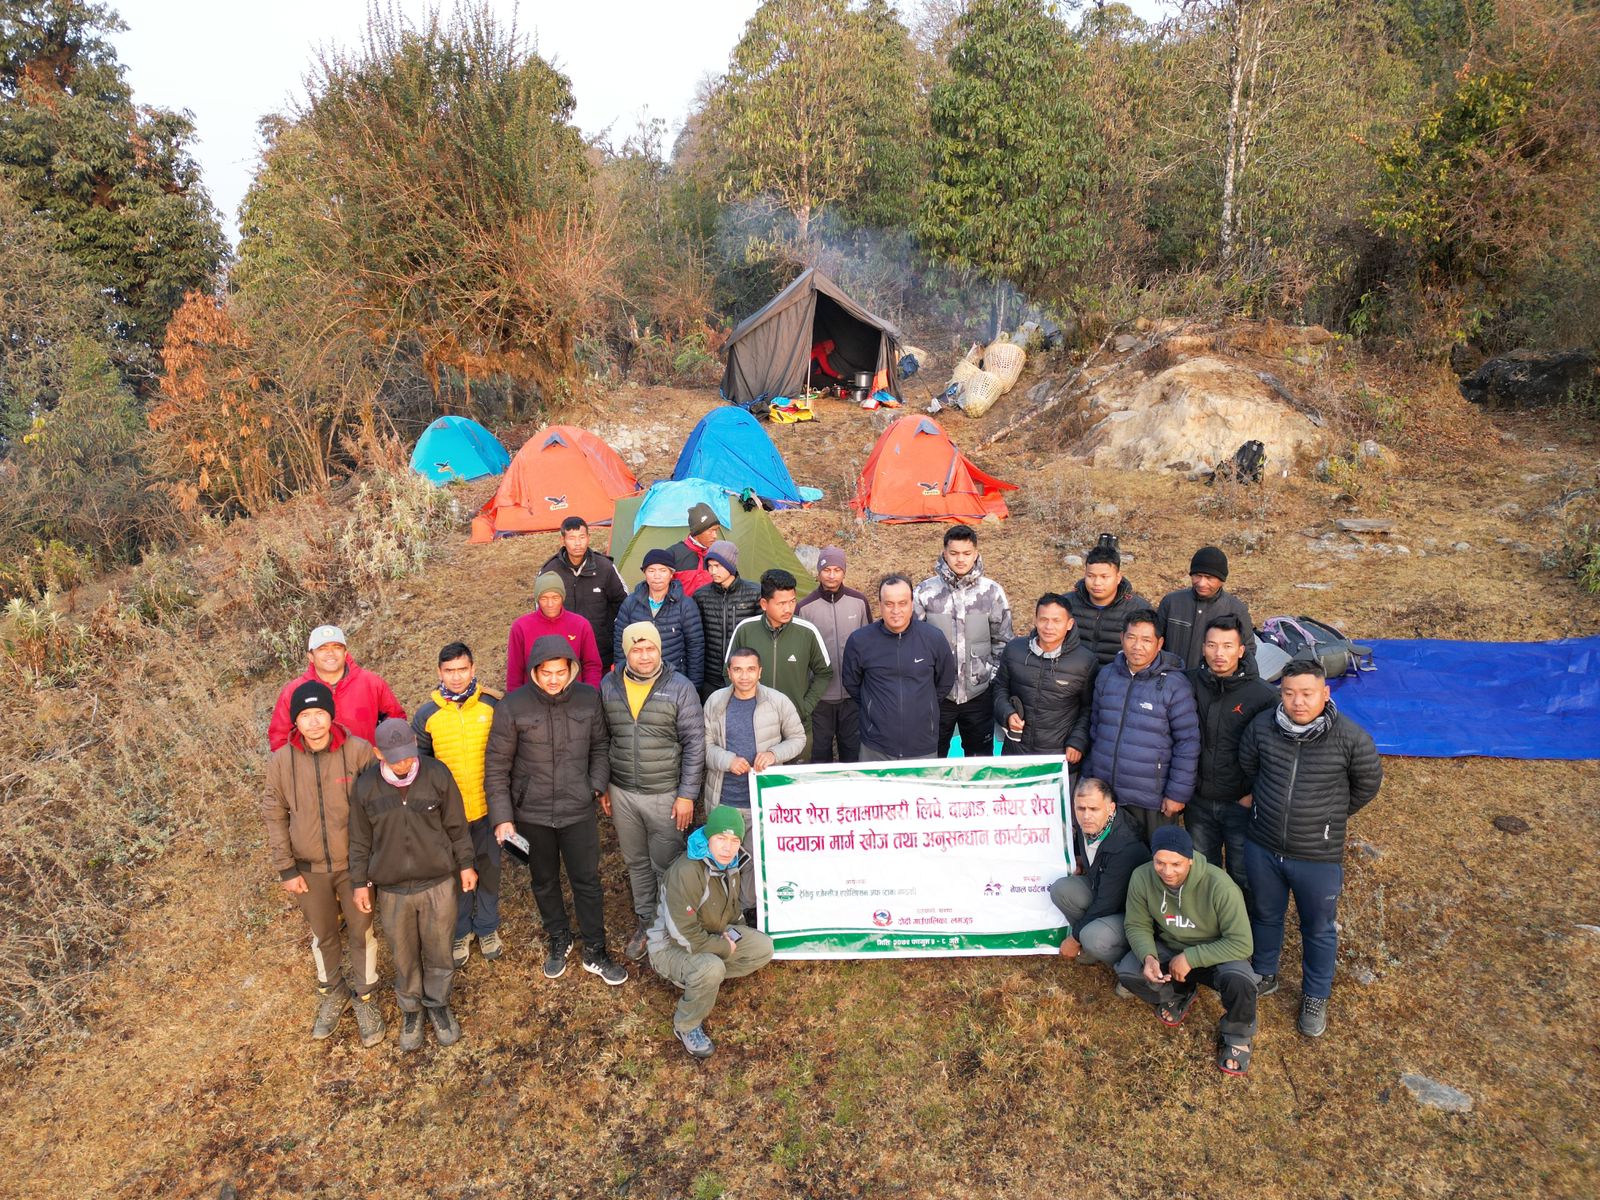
[703,646,807,920]
[992,592,1096,760]
[615,549,705,690]
[540,516,627,672]
[1157,546,1254,670]
[1117,827,1258,1076]
[1066,536,1151,666]
[261,681,385,1047]
[914,524,1012,758]
[669,501,723,595]
[268,625,405,750]
[1049,778,1144,972]
[840,574,956,761]
[694,540,761,698]
[349,719,477,1052]
[506,572,602,693]
[796,546,871,763]
[1185,614,1276,898]
[1239,659,1382,1038]
[599,622,705,962]
[646,806,773,1060]
[485,635,627,986]
[1083,609,1200,841]
[411,642,502,968]
[726,569,832,746]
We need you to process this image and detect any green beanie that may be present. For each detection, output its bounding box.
[534,571,565,601]
[705,806,746,841]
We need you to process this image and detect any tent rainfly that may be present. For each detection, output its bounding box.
[470,425,640,541]
[410,415,510,485]
[721,268,904,406]
[851,416,1017,524]
[672,407,819,508]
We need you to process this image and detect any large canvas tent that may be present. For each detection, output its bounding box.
[672,407,819,508]
[721,268,904,406]
[852,416,1017,524]
[470,425,640,542]
[410,415,510,485]
[610,479,816,592]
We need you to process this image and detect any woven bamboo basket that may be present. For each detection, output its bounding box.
[983,340,1026,393]
[959,369,1004,418]
[950,357,981,386]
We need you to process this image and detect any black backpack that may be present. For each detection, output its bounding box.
[1210,440,1266,486]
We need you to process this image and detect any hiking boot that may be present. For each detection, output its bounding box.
[452,934,473,969]
[543,934,574,980]
[582,950,628,986]
[676,1025,714,1059]
[311,987,349,1040]
[478,930,503,961]
[398,1009,424,1053]
[1298,994,1329,1038]
[1257,973,1280,997]
[624,919,649,962]
[426,1004,461,1047]
[351,992,386,1048]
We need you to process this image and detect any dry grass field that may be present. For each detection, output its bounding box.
[3,340,1598,1199]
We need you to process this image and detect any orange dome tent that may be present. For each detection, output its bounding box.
[470,425,641,542]
[851,416,1017,524]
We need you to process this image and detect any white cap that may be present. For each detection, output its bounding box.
[307,625,347,651]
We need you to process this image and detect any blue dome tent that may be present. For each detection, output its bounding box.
[671,407,820,508]
[410,415,511,485]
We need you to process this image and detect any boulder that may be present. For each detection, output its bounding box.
[1076,356,1325,473]
[1460,350,1597,408]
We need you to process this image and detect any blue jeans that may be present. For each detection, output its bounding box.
[454,816,502,939]
[1187,799,1252,897]
[1244,839,1343,999]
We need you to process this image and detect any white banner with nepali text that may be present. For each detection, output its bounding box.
[750,756,1074,958]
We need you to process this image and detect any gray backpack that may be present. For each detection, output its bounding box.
[1258,616,1375,681]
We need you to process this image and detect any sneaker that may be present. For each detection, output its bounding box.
[543,935,574,979]
[1113,983,1136,1001]
[675,1024,714,1059]
[1257,973,1280,997]
[452,934,473,969]
[351,992,386,1047]
[1298,994,1329,1038]
[624,919,649,962]
[478,930,503,961]
[398,1009,424,1053]
[582,951,628,986]
[426,1004,461,1047]
[311,988,349,1040]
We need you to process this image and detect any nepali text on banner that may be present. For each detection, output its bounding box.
[750,756,1074,958]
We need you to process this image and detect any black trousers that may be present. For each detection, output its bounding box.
[810,697,861,763]
[938,693,994,758]
[517,814,607,954]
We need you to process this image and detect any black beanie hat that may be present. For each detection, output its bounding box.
[1151,825,1195,859]
[1189,546,1229,581]
[290,679,335,722]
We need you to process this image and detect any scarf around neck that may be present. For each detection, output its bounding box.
[440,679,477,704]
[1276,700,1336,741]
[380,760,420,788]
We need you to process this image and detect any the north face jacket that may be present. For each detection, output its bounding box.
[412,684,500,822]
[646,827,751,956]
[1065,578,1153,667]
[913,556,1013,703]
[261,726,373,880]
[1083,649,1201,812]
[614,579,706,688]
[539,547,627,668]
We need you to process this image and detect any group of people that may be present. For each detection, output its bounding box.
[261,506,1381,1071]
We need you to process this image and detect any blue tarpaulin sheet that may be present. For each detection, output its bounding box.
[1329,636,1600,759]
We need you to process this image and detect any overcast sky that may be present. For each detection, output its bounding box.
[108,1,1170,250]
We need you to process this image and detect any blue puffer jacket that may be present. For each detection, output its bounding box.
[1083,649,1201,812]
[614,580,706,687]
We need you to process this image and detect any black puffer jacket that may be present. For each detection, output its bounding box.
[1157,586,1254,671]
[1239,703,1383,863]
[991,630,1097,755]
[1066,578,1152,666]
[540,548,627,668]
[599,667,705,797]
[483,663,610,829]
[695,575,761,693]
[1186,660,1277,806]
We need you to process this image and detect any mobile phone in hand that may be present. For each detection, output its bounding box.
[725,926,742,942]
[502,831,531,863]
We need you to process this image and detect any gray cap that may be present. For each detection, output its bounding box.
[308,624,347,651]
[374,717,419,761]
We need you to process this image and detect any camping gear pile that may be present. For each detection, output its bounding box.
[937,336,1027,419]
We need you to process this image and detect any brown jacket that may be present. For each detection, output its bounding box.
[260,727,373,881]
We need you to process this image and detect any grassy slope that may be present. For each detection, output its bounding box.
[3,352,1598,1199]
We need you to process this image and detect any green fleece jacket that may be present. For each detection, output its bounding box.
[1123,852,1253,968]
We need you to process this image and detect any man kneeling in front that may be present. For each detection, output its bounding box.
[1116,826,1258,1076]
[646,806,773,1059]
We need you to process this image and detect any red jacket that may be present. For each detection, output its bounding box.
[669,534,712,596]
[506,609,603,691]
[267,658,406,750]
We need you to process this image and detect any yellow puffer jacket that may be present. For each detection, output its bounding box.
[411,686,500,822]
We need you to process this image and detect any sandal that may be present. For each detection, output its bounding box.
[1157,989,1197,1027]
[1217,1039,1252,1076]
